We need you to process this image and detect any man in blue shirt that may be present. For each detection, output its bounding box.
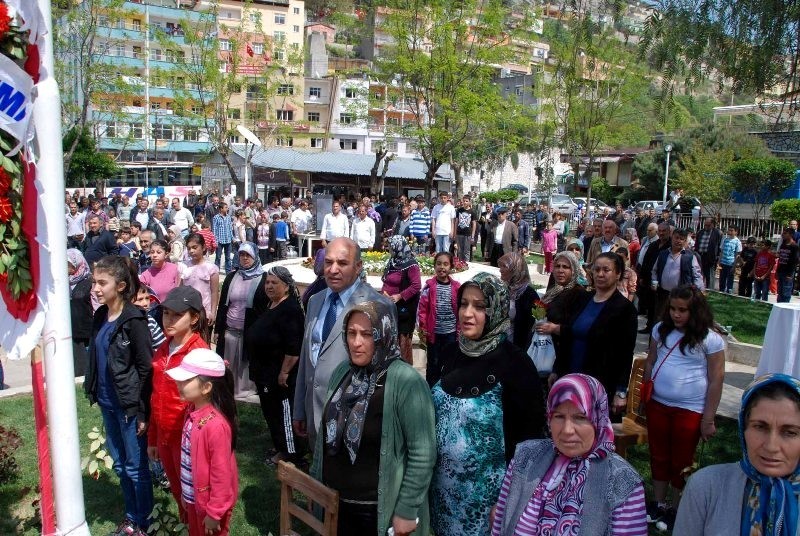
[212,202,233,272]
[409,195,431,255]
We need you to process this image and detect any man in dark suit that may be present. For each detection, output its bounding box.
[292,237,395,446]
[637,222,671,333]
[82,214,119,266]
[694,217,723,290]
[486,207,518,266]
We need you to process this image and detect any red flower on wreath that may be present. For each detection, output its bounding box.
[0,168,11,195]
[0,195,12,223]
[0,3,10,39]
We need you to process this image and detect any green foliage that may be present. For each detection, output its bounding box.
[480,189,519,203]
[770,199,800,225]
[62,128,119,189]
[80,426,114,480]
[148,500,187,536]
[639,1,800,123]
[673,143,735,216]
[589,178,619,204]
[729,157,797,219]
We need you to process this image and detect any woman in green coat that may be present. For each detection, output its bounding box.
[312,300,436,536]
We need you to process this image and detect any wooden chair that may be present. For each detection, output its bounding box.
[612,356,649,458]
[277,460,339,536]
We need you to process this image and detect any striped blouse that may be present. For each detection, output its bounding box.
[180,418,195,504]
[491,458,648,535]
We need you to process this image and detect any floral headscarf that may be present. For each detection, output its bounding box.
[457,272,510,357]
[499,252,531,300]
[739,374,800,536]
[236,242,264,280]
[528,374,616,533]
[541,251,581,304]
[382,235,416,281]
[67,248,90,290]
[324,300,400,463]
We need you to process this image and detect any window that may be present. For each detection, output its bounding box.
[228,135,240,143]
[385,140,398,152]
[339,113,354,124]
[275,13,286,24]
[98,15,109,27]
[276,110,294,121]
[183,127,199,141]
[114,44,125,57]
[227,108,241,120]
[307,112,320,122]
[173,76,184,89]
[246,109,261,121]
[293,25,300,32]
[105,122,117,138]
[130,123,143,139]
[153,124,173,140]
[277,84,294,95]
[339,138,357,150]
[191,106,203,114]
[291,43,299,50]
[387,117,400,126]
[132,45,142,58]
[132,19,142,31]
[253,43,263,55]
[150,48,163,61]
[371,140,398,152]
[151,102,161,110]
[219,40,231,51]
[311,137,323,148]
[274,31,286,42]
[276,137,293,146]
[344,87,357,98]
[309,86,321,98]
[515,85,523,96]
[293,7,300,14]
[249,13,259,23]
[274,48,285,60]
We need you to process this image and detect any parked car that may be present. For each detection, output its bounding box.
[550,194,579,215]
[669,196,702,215]
[574,197,614,213]
[505,183,529,194]
[633,200,665,213]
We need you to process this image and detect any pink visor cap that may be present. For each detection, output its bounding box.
[166,348,226,381]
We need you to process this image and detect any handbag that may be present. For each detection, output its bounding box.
[527,323,556,374]
[641,336,682,404]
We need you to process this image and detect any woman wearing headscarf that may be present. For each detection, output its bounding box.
[675,373,800,535]
[381,235,421,364]
[492,374,648,535]
[537,251,589,377]
[312,300,436,536]
[245,265,306,466]
[214,242,268,399]
[547,239,588,289]
[498,252,540,351]
[167,224,185,263]
[68,248,93,376]
[431,273,546,535]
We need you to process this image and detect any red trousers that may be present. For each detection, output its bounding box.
[544,251,554,273]
[157,441,187,521]
[185,502,232,536]
[645,399,702,489]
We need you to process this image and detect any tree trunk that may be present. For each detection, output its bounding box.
[452,163,463,198]
[370,149,387,193]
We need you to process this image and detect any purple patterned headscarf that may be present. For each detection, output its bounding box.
[531,374,616,533]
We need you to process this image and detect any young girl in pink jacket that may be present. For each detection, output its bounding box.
[540,220,558,274]
[167,349,238,536]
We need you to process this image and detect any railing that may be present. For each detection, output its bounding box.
[673,214,786,238]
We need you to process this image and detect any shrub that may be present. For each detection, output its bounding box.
[0,425,22,483]
[770,198,800,224]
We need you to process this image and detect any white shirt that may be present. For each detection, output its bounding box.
[321,212,350,241]
[651,323,725,413]
[171,207,194,232]
[291,208,314,234]
[135,210,150,229]
[431,202,456,235]
[494,221,506,243]
[350,216,376,249]
[66,212,86,237]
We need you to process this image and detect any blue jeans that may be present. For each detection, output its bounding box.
[778,275,795,303]
[101,406,153,529]
[753,278,770,301]
[216,242,232,272]
[719,264,735,293]
[413,235,429,256]
[435,234,451,254]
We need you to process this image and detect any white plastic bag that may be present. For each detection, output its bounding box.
[527,328,556,374]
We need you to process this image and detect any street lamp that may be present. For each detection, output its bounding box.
[663,143,673,206]
[237,124,262,200]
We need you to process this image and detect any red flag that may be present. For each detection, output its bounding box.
[246,43,254,57]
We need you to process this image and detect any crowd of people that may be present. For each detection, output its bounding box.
[57,185,800,536]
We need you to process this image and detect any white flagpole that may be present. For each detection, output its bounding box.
[35,0,91,533]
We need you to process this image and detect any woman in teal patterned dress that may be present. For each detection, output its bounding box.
[430,272,547,535]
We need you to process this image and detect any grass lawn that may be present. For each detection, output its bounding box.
[706,292,772,345]
[526,252,545,265]
[0,388,281,535]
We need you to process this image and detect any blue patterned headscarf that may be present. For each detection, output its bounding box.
[739,373,800,536]
[457,272,510,357]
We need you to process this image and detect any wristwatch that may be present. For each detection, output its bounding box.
[615,390,628,400]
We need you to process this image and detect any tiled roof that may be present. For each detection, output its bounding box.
[230,145,452,181]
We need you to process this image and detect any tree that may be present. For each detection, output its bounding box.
[673,143,735,217]
[640,0,800,126]
[770,199,800,224]
[62,128,120,190]
[729,157,797,221]
[374,0,536,198]
[590,177,619,204]
[53,0,139,177]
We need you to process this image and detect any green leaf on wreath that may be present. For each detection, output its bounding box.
[6,238,17,249]
[10,221,19,237]
[0,224,5,236]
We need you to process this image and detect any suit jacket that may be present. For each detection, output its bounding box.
[486,220,518,258]
[293,279,396,444]
[82,230,119,265]
[586,236,629,265]
[694,227,722,262]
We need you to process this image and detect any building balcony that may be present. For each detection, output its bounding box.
[98,137,212,153]
[124,0,206,22]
